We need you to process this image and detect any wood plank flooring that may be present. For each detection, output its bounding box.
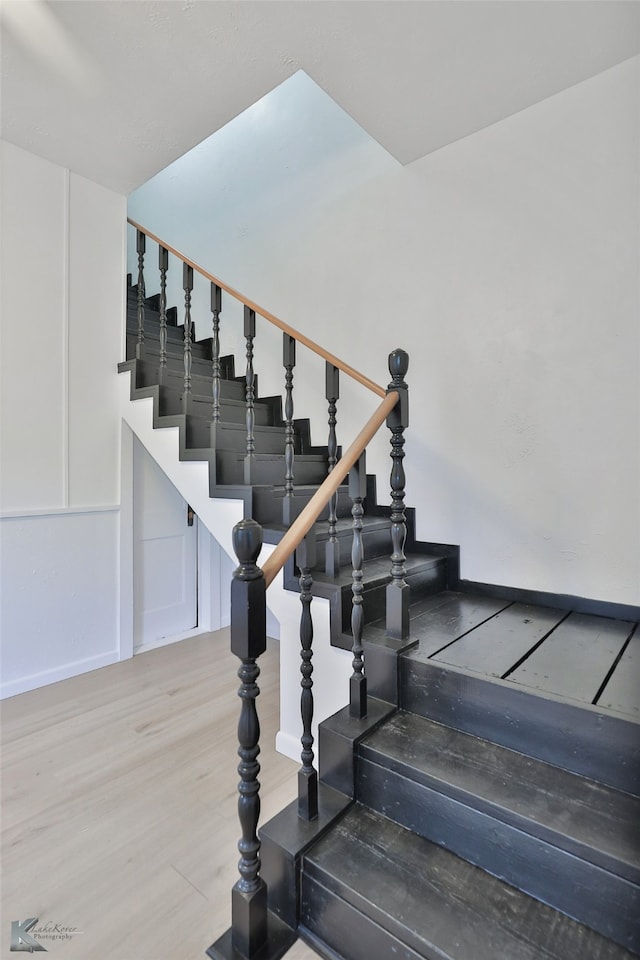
[1,631,318,960]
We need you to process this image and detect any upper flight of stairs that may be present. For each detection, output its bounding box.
[119,271,640,960]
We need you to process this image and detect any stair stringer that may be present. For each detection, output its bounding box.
[117,368,352,761]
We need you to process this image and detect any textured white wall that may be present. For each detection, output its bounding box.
[0,142,126,696]
[128,59,639,607]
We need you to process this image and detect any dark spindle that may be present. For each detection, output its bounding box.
[229,519,267,957]
[282,334,296,525]
[297,535,318,819]
[386,348,410,639]
[211,283,222,431]
[349,452,367,719]
[157,246,168,384]
[325,363,340,576]
[135,229,146,359]
[243,307,256,484]
[182,263,194,415]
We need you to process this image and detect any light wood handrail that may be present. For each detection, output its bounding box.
[262,390,399,588]
[127,218,386,398]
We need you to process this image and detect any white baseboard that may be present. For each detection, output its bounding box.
[133,627,204,656]
[275,729,301,763]
[0,650,119,700]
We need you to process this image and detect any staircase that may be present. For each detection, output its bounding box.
[118,224,639,960]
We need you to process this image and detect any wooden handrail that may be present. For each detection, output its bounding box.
[262,390,399,588]
[127,218,386,398]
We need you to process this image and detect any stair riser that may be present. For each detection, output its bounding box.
[127,330,211,361]
[180,420,293,455]
[134,362,244,402]
[216,455,328,487]
[250,485,352,527]
[126,314,203,347]
[301,877,427,960]
[127,311,187,340]
[400,659,640,796]
[158,392,276,426]
[357,759,640,953]
[127,339,237,380]
[314,526,393,572]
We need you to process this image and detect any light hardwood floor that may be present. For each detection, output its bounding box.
[1,631,319,960]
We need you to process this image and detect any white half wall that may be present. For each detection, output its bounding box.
[0,141,127,697]
[0,509,120,698]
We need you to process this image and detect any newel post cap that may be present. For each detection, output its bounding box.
[388,348,409,383]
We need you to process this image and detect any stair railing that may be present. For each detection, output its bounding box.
[208,350,408,960]
[125,221,410,959]
[128,219,385,518]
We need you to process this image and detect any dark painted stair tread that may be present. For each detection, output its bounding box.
[597,627,640,718]
[396,591,515,659]
[359,710,640,883]
[313,552,443,589]
[508,612,635,702]
[302,804,634,960]
[431,602,567,677]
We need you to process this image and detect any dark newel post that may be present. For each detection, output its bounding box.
[282,334,296,526]
[182,263,194,415]
[386,348,410,639]
[158,246,168,384]
[243,307,256,484]
[325,363,340,576]
[211,283,222,433]
[297,534,318,820]
[349,452,367,719]
[135,230,146,360]
[230,519,267,958]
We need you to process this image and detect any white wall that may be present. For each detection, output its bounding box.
[0,141,126,696]
[128,59,640,607]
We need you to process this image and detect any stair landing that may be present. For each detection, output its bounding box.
[387,590,638,718]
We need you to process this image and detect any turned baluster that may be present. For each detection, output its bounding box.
[243,307,256,484]
[157,246,168,384]
[325,363,340,576]
[297,534,318,820]
[211,282,222,441]
[282,334,296,525]
[386,348,410,639]
[229,519,267,957]
[182,263,194,415]
[349,452,367,719]
[135,229,146,360]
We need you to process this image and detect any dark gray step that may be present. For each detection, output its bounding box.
[251,483,352,527]
[156,388,279,427]
[127,304,202,344]
[127,309,184,339]
[312,516,393,572]
[181,418,286,453]
[133,357,242,400]
[357,711,640,951]
[399,595,640,796]
[126,329,211,361]
[216,451,329,486]
[321,554,448,650]
[301,804,634,960]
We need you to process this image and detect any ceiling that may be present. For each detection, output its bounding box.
[1,1,638,196]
